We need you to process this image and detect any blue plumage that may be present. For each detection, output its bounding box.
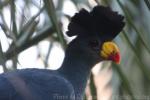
[0,69,75,100]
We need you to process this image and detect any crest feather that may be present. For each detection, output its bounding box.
[67,5,125,40]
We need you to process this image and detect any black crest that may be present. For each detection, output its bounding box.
[66,5,125,41]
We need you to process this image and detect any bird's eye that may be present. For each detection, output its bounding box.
[89,40,99,48]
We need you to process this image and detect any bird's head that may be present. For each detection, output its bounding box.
[66,5,125,64]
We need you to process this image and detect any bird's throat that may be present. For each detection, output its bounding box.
[58,50,97,99]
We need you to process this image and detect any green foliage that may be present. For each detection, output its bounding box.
[44,0,66,48]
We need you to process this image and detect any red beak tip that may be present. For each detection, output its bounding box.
[112,52,121,64]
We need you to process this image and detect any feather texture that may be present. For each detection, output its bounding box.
[67,5,125,41]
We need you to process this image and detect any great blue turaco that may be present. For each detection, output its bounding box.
[0,5,125,100]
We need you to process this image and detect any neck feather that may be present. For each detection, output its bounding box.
[58,40,99,98]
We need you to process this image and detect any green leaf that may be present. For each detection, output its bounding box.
[0,0,11,10]
[122,31,150,81]
[112,63,136,100]
[0,11,14,39]
[0,41,8,72]
[117,0,150,55]
[5,26,55,60]
[90,74,97,100]
[17,20,39,46]
[144,0,150,11]
[44,42,53,68]
[44,0,66,49]
[18,7,44,40]
[10,0,17,38]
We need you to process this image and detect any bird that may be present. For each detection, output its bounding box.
[0,5,125,100]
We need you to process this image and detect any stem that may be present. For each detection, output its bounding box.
[4,26,55,61]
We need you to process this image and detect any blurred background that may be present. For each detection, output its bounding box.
[0,0,150,100]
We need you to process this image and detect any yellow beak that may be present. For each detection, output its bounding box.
[100,41,121,64]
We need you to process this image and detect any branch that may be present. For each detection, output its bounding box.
[4,26,55,60]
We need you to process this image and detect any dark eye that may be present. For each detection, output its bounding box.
[89,40,99,48]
